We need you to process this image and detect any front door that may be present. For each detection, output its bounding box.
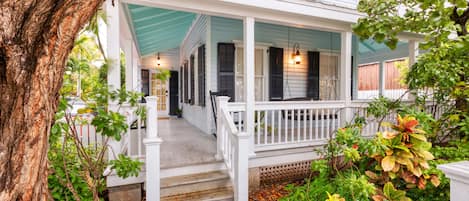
[150,72,169,117]
[169,71,179,115]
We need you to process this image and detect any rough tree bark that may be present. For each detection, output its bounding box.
[0,1,104,200]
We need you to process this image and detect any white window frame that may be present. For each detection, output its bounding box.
[233,43,270,102]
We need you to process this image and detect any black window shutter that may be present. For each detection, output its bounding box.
[190,55,195,105]
[307,51,320,100]
[217,43,235,102]
[183,62,189,103]
[180,65,183,103]
[198,45,206,106]
[351,56,354,100]
[269,47,284,101]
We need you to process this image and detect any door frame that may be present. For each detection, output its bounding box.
[149,70,170,117]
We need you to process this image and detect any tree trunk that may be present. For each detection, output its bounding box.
[0,1,104,200]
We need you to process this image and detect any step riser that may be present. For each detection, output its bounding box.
[161,179,231,197]
[161,187,234,201]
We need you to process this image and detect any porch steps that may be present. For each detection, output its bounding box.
[160,170,233,201]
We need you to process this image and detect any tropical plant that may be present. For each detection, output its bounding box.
[48,85,144,201]
[282,113,440,201]
[352,0,469,140]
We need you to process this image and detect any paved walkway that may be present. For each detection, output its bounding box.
[159,118,218,169]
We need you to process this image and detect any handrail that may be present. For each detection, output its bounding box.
[216,96,249,201]
[221,108,239,135]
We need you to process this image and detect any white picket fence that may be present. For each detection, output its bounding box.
[71,104,146,159]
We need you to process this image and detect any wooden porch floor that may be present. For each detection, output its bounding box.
[159,118,218,169]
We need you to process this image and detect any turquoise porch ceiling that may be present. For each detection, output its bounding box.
[126,4,196,56]
[358,39,408,54]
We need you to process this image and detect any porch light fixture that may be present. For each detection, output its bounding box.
[292,43,301,64]
[156,52,161,67]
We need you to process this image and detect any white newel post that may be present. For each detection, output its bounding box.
[438,161,469,201]
[235,132,250,201]
[243,16,256,156]
[215,96,230,159]
[340,31,353,127]
[143,96,162,201]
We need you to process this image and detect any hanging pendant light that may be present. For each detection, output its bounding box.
[292,43,301,64]
[156,52,161,67]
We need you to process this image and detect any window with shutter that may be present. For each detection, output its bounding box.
[307,51,320,100]
[198,45,206,106]
[269,47,284,101]
[217,43,236,102]
[190,55,195,105]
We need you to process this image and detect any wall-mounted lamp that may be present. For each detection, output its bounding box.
[156,52,161,67]
[292,43,301,64]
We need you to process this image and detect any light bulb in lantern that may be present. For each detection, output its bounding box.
[156,53,161,67]
[294,50,301,64]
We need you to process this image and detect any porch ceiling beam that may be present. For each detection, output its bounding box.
[122,0,355,32]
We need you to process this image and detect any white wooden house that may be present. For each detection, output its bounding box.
[99,0,423,200]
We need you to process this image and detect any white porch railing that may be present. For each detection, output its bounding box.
[216,97,249,201]
[223,100,345,151]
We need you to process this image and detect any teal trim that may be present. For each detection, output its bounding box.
[126,4,196,56]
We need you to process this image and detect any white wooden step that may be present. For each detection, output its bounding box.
[160,170,232,198]
[161,186,234,201]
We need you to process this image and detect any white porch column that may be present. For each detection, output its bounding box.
[143,96,162,201]
[105,0,121,164]
[243,16,256,156]
[106,0,121,90]
[407,40,419,100]
[132,46,140,91]
[438,161,469,201]
[340,31,353,126]
[123,39,134,91]
[379,61,385,96]
[408,40,419,66]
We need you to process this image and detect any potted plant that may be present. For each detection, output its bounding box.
[175,108,183,118]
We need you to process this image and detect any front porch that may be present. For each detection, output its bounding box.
[159,118,217,169]
[102,0,424,200]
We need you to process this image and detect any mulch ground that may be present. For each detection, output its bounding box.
[249,181,303,201]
